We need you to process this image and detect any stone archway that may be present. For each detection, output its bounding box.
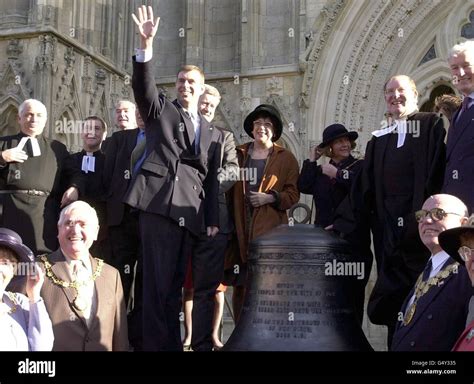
[302,0,471,155]
[419,84,455,113]
[299,0,473,351]
[0,101,20,136]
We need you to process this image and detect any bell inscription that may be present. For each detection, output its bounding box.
[223,224,373,351]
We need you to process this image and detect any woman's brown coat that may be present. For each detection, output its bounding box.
[226,142,300,268]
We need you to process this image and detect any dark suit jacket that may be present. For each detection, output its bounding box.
[103,128,140,226]
[443,105,474,213]
[391,259,474,351]
[39,249,129,351]
[298,155,363,227]
[361,113,446,230]
[215,128,238,234]
[0,133,84,254]
[124,58,220,236]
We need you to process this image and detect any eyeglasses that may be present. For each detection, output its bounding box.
[458,246,474,262]
[415,208,462,223]
[63,219,89,229]
[253,120,273,129]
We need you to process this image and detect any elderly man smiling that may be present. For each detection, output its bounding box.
[39,200,129,351]
[391,194,474,351]
[0,99,83,255]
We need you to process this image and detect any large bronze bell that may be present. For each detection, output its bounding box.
[223,224,373,351]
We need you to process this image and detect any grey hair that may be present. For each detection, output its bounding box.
[203,84,221,101]
[18,99,47,117]
[448,40,474,61]
[58,201,99,228]
[115,100,136,111]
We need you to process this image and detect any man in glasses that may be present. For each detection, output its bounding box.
[391,194,474,351]
[439,214,474,351]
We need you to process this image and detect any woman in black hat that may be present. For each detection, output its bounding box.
[0,228,53,351]
[298,123,361,227]
[224,104,300,322]
[298,124,372,325]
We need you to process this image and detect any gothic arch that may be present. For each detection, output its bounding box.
[302,0,467,155]
[0,99,20,136]
[56,107,81,152]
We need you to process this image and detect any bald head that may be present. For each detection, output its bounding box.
[418,194,468,254]
[18,99,48,137]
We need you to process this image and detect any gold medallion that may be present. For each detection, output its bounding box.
[73,295,89,312]
[403,303,416,326]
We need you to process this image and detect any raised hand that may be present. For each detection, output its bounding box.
[26,263,44,303]
[132,5,160,50]
[309,145,322,162]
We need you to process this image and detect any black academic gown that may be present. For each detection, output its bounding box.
[356,112,446,330]
[0,133,83,254]
[68,149,107,241]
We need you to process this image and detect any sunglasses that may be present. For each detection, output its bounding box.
[415,208,462,223]
[458,246,474,262]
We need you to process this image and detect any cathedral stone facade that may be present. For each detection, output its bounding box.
[1,0,473,350]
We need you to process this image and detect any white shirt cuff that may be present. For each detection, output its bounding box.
[135,49,152,63]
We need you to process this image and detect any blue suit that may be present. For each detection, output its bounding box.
[443,105,474,213]
[391,259,474,351]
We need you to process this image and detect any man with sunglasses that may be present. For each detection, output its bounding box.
[391,194,474,351]
[439,214,474,351]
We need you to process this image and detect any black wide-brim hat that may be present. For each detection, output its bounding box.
[243,104,283,142]
[318,123,358,149]
[0,228,34,264]
[439,216,474,265]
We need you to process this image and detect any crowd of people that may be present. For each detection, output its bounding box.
[0,5,473,352]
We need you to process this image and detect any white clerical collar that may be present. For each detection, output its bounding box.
[371,119,407,148]
[81,152,95,173]
[16,136,41,156]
